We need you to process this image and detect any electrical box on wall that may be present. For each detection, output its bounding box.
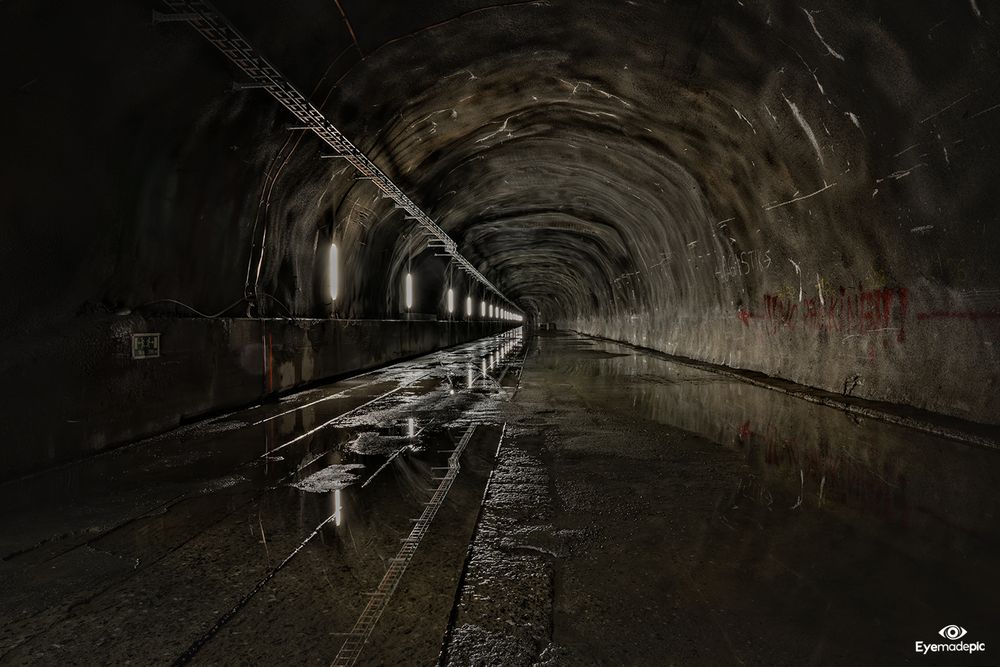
[131,333,161,359]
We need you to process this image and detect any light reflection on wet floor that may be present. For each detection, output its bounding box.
[544,333,1000,542]
[506,331,1000,665]
[0,330,525,665]
[5,327,999,664]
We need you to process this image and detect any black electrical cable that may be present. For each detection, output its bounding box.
[131,298,246,319]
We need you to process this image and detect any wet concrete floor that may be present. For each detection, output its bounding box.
[3,328,999,665]
[0,331,525,665]
[443,330,1000,666]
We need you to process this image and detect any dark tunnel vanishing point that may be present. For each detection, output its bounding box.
[2,1,1000,665]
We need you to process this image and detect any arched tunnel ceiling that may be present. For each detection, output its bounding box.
[200,0,999,321]
[2,0,999,423]
[225,0,1000,420]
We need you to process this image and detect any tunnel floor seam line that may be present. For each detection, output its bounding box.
[170,512,340,666]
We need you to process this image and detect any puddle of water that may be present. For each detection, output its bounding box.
[539,332,999,530]
[292,463,366,493]
[523,330,1000,664]
[0,331,526,664]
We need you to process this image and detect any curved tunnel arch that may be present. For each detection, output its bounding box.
[284,0,998,421]
[2,0,999,479]
[6,4,1000,660]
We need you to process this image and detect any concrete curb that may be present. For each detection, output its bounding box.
[569,330,1000,451]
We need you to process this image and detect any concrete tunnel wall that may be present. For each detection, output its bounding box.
[2,1,999,474]
[1,317,513,479]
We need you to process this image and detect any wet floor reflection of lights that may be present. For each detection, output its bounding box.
[0,331,535,667]
[331,488,343,527]
[473,330,1000,666]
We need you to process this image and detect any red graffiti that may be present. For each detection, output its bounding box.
[763,294,799,331]
[737,306,753,327]
[897,287,908,342]
[762,286,909,344]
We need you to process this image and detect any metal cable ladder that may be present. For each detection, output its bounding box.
[158,0,518,309]
[330,423,478,667]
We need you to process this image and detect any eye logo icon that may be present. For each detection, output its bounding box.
[916,625,984,654]
[939,625,968,640]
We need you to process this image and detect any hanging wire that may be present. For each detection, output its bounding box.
[132,298,246,319]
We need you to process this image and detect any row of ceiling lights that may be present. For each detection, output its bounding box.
[154,2,521,317]
[328,243,524,322]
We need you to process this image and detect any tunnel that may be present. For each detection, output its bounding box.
[2,0,1000,664]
